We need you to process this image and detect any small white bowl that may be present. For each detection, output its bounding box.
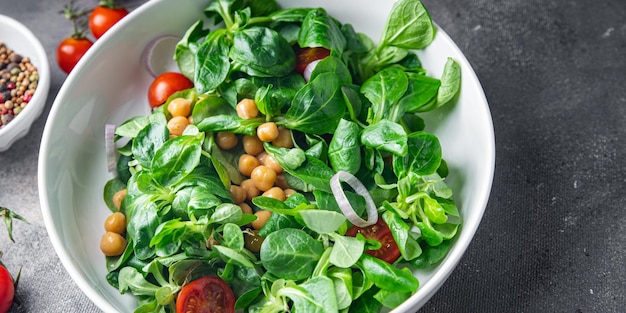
[0,14,50,152]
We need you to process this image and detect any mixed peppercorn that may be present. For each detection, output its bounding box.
[0,41,39,129]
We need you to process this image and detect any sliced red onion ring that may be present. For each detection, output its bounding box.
[302,59,321,83]
[142,35,182,78]
[330,171,378,227]
[105,124,117,173]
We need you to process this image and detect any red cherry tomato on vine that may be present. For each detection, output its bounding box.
[56,37,93,74]
[294,46,330,74]
[346,218,401,264]
[0,265,14,313]
[89,5,128,39]
[148,72,194,108]
[176,276,235,313]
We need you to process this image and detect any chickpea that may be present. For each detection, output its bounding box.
[244,229,264,253]
[284,188,297,198]
[238,154,261,177]
[262,187,286,202]
[259,152,282,174]
[104,212,127,235]
[168,116,190,137]
[216,132,238,150]
[167,97,192,117]
[251,165,277,191]
[240,179,260,200]
[275,174,291,190]
[112,189,127,210]
[239,202,253,215]
[272,127,293,148]
[100,232,127,256]
[257,151,268,164]
[257,122,279,142]
[236,98,259,119]
[251,210,272,230]
[243,135,264,155]
[230,185,247,204]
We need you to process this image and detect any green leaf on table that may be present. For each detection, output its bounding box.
[0,207,28,243]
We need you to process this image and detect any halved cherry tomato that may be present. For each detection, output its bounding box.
[176,276,235,313]
[147,72,194,108]
[89,5,129,39]
[346,219,401,264]
[56,37,93,74]
[0,264,14,313]
[294,46,330,74]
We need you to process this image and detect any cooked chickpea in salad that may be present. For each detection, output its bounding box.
[101,0,463,312]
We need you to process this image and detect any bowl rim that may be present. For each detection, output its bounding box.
[38,0,495,312]
[0,14,51,139]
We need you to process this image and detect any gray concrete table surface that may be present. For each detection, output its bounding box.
[1,0,625,312]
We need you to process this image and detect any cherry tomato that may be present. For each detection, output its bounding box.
[0,265,14,313]
[56,37,93,74]
[148,72,194,108]
[176,276,235,313]
[294,46,330,74]
[89,5,129,39]
[345,219,401,264]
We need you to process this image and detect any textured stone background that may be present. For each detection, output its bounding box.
[1,0,624,312]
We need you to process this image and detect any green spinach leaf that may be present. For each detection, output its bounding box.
[379,0,435,50]
[284,72,346,134]
[175,19,210,79]
[195,31,230,94]
[298,8,346,53]
[361,119,408,156]
[151,133,204,187]
[260,228,324,280]
[392,131,441,178]
[328,119,361,175]
[230,26,295,77]
[360,254,419,293]
[132,122,169,169]
[361,67,408,124]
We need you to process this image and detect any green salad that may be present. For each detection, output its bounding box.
[101,0,462,312]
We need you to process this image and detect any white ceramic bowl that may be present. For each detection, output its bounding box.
[38,0,495,312]
[0,15,50,152]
